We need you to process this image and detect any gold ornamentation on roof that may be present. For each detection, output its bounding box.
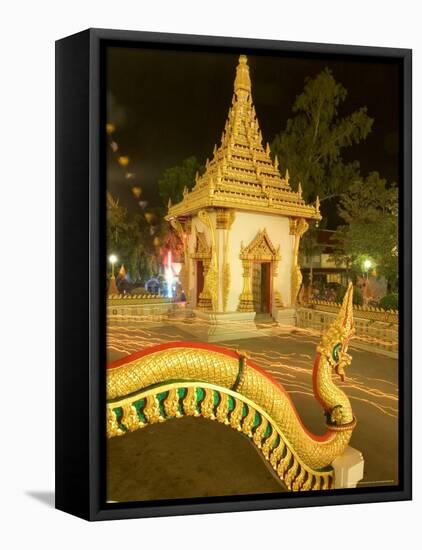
[166,55,321,221]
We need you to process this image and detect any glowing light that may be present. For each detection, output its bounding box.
[107,315,398,419]
[363,259,372,271]
[117,155,129,167]
[107,254,119,295]
[131,186,142,198]
[164,250,174,298]
[172,262,182,276]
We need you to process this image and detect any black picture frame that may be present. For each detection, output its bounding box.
[55,28,412,521]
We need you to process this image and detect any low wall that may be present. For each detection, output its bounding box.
[107,294,177,319]
[297,306,398,357]
[307,299,398,324]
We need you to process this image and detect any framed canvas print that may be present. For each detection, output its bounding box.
[55,28,412,520]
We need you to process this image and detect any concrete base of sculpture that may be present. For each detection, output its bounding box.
[331,446,364,489]
[178,309,267,342]
[193,309,256,322]
[274,307,296,326]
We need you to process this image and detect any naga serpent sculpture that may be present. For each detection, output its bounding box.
[107,282,356,492]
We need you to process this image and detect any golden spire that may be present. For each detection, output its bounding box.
[234,55,251,96]
[166,55,322,223]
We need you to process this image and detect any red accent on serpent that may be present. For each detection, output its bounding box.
[107,341,333,443]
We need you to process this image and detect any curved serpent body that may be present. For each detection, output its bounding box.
[107,283,356,491]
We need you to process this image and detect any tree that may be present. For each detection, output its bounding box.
[107,195,158,283]
[158,156,203,208]
[107,199,135,265]
[334,172,398,291]
[299,222,319,287]
[271,69,373,207]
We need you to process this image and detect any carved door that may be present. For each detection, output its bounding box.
[252,262,271,313]
[252,262,262,312]
[261,262,271,313]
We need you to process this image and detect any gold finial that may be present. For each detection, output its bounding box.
[315,195,320,213]
[234,55,251,95]
[274,155,279,169]
[266,142,271,155]
[213,144,217,156]
[168,197,172,208]
[285,168,290,183]
[298,182,302,198]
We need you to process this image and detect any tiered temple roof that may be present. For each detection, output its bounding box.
[166,55,321,221]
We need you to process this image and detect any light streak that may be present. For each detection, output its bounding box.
[107,311,399,420]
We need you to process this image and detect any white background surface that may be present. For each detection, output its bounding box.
[0,1,419,548]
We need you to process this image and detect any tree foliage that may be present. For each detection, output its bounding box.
[271,69,373,205]
[334,172,398,290]
[158,156,203,208]
[107,198,160,283]
[107,153,192,285]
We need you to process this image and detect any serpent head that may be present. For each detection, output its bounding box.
[318,282,355,382]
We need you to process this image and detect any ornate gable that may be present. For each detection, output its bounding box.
[240,229,280,261]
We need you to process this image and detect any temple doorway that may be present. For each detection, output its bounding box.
[252,262,271,314]
[196,261,204,306]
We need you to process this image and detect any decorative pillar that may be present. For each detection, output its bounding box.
[290,217,309,306]
[197,210,218,312]
[216,209,235,312]
[272,260,283,309]
[238,259,254,312]
[198,258,213,310]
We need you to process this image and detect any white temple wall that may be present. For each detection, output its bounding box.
[227,211,293,311]
[185,210,294,313]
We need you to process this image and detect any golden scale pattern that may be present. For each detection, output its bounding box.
[107,382,334,492]
[107,284,356,492]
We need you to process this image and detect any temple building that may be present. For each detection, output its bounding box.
[166,55,321,324]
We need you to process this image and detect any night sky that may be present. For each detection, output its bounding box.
[106,45,400,227]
